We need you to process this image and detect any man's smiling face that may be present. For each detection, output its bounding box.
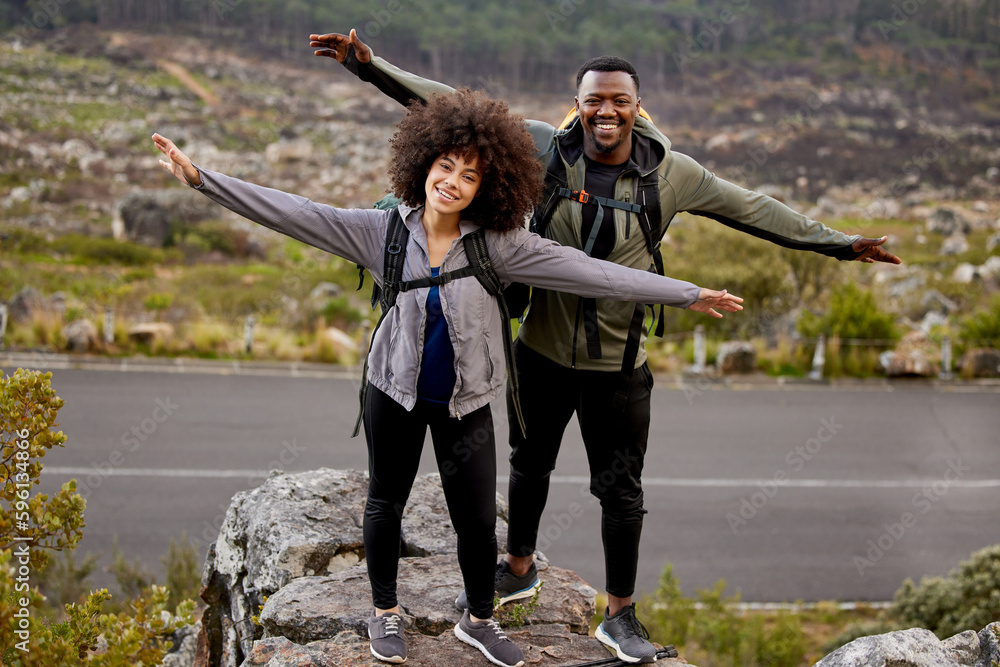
[575,70,641,165]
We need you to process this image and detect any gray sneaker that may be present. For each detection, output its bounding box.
[455,560,541,610]
[368,610,407,664]
[595,604,657,664]
[454,609,525,667]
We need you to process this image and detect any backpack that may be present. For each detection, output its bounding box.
[352,207,526,438]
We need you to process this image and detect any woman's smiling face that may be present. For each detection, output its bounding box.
[424,152,481,218]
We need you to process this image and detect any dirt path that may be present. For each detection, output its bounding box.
[156,59,220,107]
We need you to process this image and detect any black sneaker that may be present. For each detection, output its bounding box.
[368,610,407,664]
[455,560,541,610]
[595,604,657,664]
[454,609,525,667]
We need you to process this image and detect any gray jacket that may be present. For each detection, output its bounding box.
[193,169,702,418]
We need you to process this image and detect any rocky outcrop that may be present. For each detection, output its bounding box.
[715,341,757,374]
[194,469,670,667]
[815,622,1000,667]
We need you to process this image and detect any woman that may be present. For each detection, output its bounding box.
[152,89,742,667]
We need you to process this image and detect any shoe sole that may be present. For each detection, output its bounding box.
[454,578,542,611]
[595,624,648,664]
[496,577,541,607]
[454,624,525,667]
[369,645,406,664]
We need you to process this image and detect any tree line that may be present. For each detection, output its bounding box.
[3,0,1000,93]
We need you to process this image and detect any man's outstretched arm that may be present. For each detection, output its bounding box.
[310,28,453,107]
[309,29,557,156]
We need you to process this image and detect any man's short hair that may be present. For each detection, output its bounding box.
[576,56,640,93]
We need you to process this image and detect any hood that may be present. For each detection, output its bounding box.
[554,114,670,177]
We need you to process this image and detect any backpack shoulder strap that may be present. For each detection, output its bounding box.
[352,208,407,437]
[462,230,526,438]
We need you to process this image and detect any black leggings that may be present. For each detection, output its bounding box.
[363,384,498,619]
[505,340,652,598]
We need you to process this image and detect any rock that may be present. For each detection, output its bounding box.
[716,341,757,374]
[952,264,978,284]
[816,627,961,666]
[264,140,315,164]
[113,190,216,246]
[978,622,1000,666]
[921,290,960,315]
[196,469,617,667]
[941,630,979,665]
[128,322,175,344]
[322,327,359,358]
[986,233,1000,252]
[63,319,98,353]
[927,208,969,236]
[259,557,596,641]
[940,233,969,256]
[7,287,47,324]
[160,620,201,667]
[243,624,642,667]
[957,349,1000,378]
[884,331,938,378]
[979,256,1000,281]
[308,282,342,304]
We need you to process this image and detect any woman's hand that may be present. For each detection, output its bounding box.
[688,289,744,318]
[151,133,202,187]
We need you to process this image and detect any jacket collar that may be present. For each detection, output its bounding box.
[554,115,669,177]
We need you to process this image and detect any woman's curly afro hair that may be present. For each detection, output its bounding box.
[388,88,543,232]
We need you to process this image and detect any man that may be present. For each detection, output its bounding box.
[311,29,901,664]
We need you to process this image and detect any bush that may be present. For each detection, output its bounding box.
[957,295,1000,349]
[638,565,806,667]
[797,282,898,343]
[890,544,1000,639]
[0,369,197,664]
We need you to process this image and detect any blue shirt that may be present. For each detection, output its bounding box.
[416,267,456,403]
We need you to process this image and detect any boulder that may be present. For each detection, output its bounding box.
[979,256,1000,281]
[191,469,672,667]
[63,319,98,353]
[815,623,1000,667]
[926,208,969,236]
[957,349,1000,378]
[940,233,969,256]
[952,264,978,284]
[128,322,176,345]
[113,190,217,246]
[7,287,47,324]
[716,341,757,374]
[883,331,938,378]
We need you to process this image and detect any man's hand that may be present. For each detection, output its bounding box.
[309,28,371,64]
[689,289,744,319]
[851,236,902,264]
[151,133,201,187]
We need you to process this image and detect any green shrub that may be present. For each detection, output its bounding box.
[50,235,164,266]
[958,295,1000,349]
[639,565,806,667]
[0,369,197,665]
[890,544,1000,639]
[797,282,898,343]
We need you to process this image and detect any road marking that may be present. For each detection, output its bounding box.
[40,467,1000,488]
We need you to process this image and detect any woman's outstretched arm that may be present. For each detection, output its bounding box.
[151,133,384,269]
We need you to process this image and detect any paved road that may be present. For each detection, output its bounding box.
[9,358,1000,602]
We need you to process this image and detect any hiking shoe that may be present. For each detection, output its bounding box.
[454,609,525,667]
[455,560,541,610]
[368,610,406,664]
[595,604,657,664]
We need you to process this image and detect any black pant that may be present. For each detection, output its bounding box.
[363,384,498,619]
[505,340,652,598]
